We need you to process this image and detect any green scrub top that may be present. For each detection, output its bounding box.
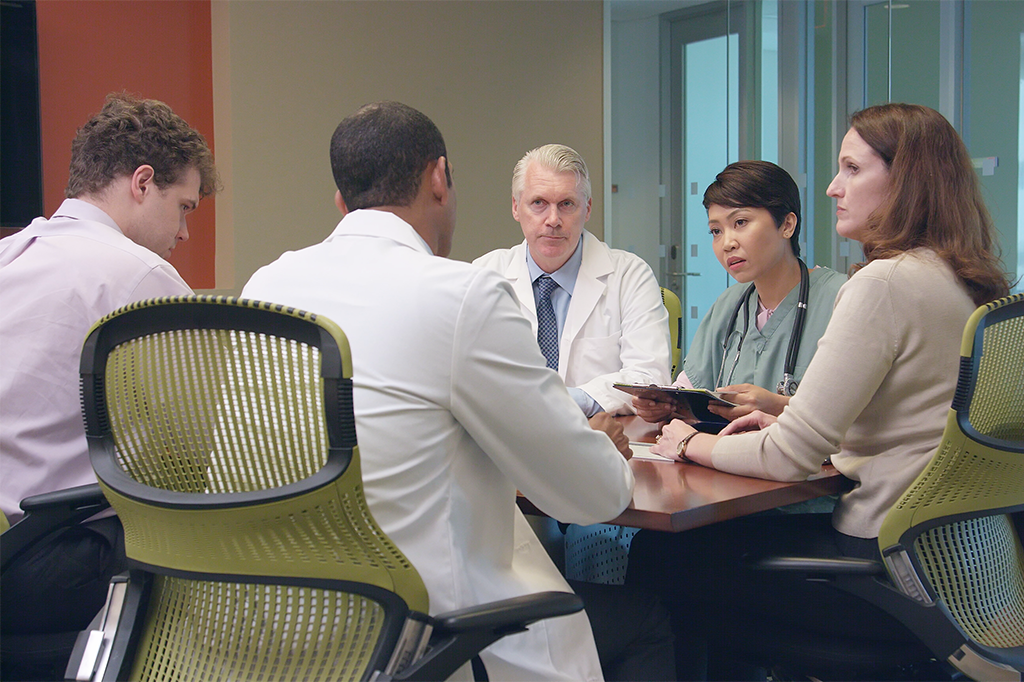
[682,266,847,392]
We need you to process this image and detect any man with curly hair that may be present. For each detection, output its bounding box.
[0,93,217,681]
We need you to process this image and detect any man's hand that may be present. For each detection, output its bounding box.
[707,383,789,421]
[632,396,673,423]
[588,412,632,460]
[632,396,695,424]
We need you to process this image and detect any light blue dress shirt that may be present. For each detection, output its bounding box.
[525,238,602,416]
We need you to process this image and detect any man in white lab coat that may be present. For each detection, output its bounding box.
[241,102,673,681]
[474,145,671,416]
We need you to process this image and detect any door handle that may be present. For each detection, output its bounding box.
[668,272,701,277]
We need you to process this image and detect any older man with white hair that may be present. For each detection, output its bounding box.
[474,144,671,417]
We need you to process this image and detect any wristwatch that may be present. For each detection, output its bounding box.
[675,431,699,463]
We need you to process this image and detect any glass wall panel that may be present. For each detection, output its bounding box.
[966,0,1023,292]
[863,1,941,110]
[683,33,738,349]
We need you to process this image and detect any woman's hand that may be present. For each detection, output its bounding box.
[708,383,789,420]
[718,409,777,435]
[650,419,699,460]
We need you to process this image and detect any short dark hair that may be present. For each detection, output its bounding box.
[66,92,218,199]
[702,160,802,258]
[330,101,450,211]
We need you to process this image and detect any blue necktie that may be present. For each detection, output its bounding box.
[535,276,559,370]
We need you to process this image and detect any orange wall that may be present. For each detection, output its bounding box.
[36,0,215,288]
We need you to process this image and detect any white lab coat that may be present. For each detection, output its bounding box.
[474,231,671,414]
[242,210,634,681]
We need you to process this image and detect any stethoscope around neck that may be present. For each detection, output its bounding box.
[715,258,810,397]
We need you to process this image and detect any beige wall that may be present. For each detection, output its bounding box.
[211,0,604,294]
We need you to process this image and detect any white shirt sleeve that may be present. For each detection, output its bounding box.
[450,272,635,524]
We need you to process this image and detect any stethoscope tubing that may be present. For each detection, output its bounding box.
[716,259,810,397]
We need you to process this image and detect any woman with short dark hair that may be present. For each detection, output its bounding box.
[634,160,846,422]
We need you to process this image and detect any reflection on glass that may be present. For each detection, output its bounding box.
[864,0,940,109]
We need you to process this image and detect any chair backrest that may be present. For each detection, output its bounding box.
[878,293,1024,672]
[80,296,429,681]
[661,287,683,378]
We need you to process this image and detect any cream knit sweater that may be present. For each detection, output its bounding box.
[710,248,977,538]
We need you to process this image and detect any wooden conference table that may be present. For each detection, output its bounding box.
[517,416,853,533]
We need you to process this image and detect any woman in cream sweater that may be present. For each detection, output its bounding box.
[626,103,1011,679]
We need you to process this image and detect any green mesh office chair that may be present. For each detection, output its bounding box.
[660,287,682,379]
[71,295,582,682]
[752,293,1024,680]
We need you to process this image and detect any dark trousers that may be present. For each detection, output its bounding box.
[1,515,127,681]
[570,579,677,682]
[625,513,923,680]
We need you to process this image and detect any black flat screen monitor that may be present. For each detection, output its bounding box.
[2,0,44,230]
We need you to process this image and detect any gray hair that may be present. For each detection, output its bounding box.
[511,144,591,202]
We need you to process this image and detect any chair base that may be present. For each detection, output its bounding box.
[720,622,946,682]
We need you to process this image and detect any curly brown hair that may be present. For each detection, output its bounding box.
[850,103,1009,306]
[65,92,218,199]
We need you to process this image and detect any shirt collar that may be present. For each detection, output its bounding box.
[50,198,124,235]
[525,235,584,295]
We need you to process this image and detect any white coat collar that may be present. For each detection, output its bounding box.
[325,208,434,255]
[500,231,613,348]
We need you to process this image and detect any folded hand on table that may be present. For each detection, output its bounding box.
[588,412,633,460]
[649,419,699,461]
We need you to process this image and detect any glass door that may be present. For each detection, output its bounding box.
[663,1,769,351]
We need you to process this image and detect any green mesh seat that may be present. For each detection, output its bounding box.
[661,287,682,378]
[875,292,1024,680]
[72,296,582,682]
[747,293,1024,681]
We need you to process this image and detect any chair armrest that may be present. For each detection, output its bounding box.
[753,556,886,575]
[394,592,584,681]
[431,591,584,634]
[19,483,108,514]
[2,484,109,571]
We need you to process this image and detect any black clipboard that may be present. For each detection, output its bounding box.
[613,383,737,433]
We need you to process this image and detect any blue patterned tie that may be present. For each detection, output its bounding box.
[535,275,559,370]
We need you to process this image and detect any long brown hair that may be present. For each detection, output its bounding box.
[850,103,1009,306]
